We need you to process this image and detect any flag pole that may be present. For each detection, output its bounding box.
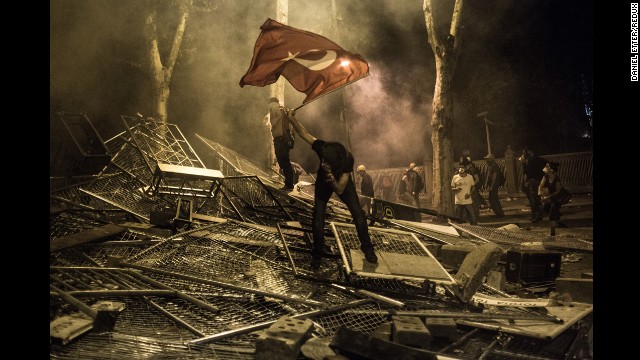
[292,73,370,111]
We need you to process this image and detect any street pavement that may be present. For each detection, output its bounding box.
[478,193,593,279]
[477,193,593,241]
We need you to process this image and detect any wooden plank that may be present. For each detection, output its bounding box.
[51,224,126,252]
[191,213,227,223]
[157,163,224,180]
[394,219,460,237]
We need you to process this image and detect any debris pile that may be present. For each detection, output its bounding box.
[50,117,593,359]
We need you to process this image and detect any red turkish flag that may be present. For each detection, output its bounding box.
[240,18,369,105]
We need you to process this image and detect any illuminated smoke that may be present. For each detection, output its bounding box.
[51,0,592,172]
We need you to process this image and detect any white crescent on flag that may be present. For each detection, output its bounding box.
[282,50,337,71]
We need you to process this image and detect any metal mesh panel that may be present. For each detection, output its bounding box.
[50,298,255,359]
[451,223,593,252]
[388,219,484,247]
[51,233,162,267]
[277,228,445,299]
[50,298,391,359]
[79,163,172,222]
[126,222,327,303]
[50,211,108,241]
[51,176,119,211]
[122,116,205,170]
[109,140,155,185]
[50,176,99,193]
[103,130,128,153]
[310,301,387,337]
[193,176,294,226]
[50,225,586,359]
[195,133,283,187]
[49,225,408,350]
[332,223,454,284]
[51,332,253,360]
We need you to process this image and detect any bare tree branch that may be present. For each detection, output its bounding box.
[165,2,191,81]
[450,0,465,69]
[423,0,442,58]
[144,1,163,78]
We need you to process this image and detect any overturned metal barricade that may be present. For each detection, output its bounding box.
[122,115,206,171]
[450,222,593,253]
[332,222,456,285]
[195,133,283,187]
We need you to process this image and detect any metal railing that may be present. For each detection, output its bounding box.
[366,151,592,202]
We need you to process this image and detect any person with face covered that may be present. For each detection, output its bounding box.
[451,163,477,225]
[268,97,295,190]
[538,162,563,237]
[285,109,378,270]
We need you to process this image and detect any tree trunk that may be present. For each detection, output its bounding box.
[430,58,455,215]
[152,82,170,123]
[144,0,190,124]
[423,0,465,217]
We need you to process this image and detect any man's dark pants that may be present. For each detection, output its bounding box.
[312,180,374,260]
[273,137,294,188]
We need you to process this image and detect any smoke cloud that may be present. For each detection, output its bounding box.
[51,0,592,174]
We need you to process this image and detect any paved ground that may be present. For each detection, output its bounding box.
[418,192,594,281]
[479,193,594,281]
[477,193,593,239]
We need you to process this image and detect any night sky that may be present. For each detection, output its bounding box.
[50,0,593,173]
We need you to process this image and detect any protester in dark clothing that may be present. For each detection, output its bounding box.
[356,165,374,214]
[538,162,563,237]
[484,154,505,217]
[402,163,421,208]
[519,146,548,222]
[268,97,295,190]
[286,109,378,270]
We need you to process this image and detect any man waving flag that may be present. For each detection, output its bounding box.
[240,18,369,105]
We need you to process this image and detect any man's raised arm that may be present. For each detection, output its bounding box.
[286,110,316,145]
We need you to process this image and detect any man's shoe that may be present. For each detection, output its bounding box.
[281,185,294,191]
[531,217,543,223]
[361,248,378,264]
[310,257,322,270]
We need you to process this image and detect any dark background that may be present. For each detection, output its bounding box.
[50,0,593,173]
